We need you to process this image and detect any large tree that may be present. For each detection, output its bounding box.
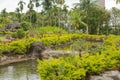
[73,0,110,34]
[74,0,98,34]
[86,4,110,34]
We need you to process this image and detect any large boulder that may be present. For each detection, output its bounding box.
[3,21,20,31]
[90,70,120,80]
[28,42,45,59]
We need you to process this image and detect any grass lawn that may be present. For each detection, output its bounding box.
[0,36,6,40]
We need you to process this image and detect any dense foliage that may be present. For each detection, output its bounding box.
[0,0,120,79]
[0,0,119,35]
[12,29,25,39]
[0,33,106,55]
[37,34,120,80]
[0,33,79,54]
[20,21,31,31]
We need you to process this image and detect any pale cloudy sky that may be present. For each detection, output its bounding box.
[0,0,120,12]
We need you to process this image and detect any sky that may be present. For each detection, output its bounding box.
[0,0,120,12]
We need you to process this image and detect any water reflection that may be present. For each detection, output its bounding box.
[0,60,40,80]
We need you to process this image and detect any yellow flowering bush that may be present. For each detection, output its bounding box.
[37,34,120,80]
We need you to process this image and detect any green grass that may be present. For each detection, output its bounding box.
[0,36,6,40]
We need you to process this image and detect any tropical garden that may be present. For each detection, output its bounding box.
[0,0,120,80]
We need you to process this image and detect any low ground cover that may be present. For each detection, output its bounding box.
[37,35,120,80]
[0,33,106,55]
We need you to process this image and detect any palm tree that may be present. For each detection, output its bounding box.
[55,0,65,27]
[15,8,20,13]
[1,8,7,26]
[62,5,68,28]
[15,7,21,22]
[41,0,54,13]
[41,0,54,26]
[33,0,41,26]
[27,0,37,37]
[33,0,41,12]
[1,8,7,18]
[18,0,26,13]
[18,0,26,22]
[52,5,58,26]
[28,0,34,25]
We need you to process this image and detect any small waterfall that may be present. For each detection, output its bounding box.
[31,50,37,60]
[29,42,45,60]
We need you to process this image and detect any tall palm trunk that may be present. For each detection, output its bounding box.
[58,8,61,27]
[36,8,38,26]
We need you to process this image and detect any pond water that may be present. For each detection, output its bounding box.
[0,60,40,80]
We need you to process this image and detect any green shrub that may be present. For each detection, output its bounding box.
[0,37,43,54]
[40,34,81,46]
[20,21,31,31]
[37,51,120,80]
[37,56,86,80]
[6,40,27,54]
[0,34,80,54]
[12,29,25,39]
[37,34,120,80]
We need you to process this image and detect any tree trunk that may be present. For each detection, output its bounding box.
[86,26,88,34]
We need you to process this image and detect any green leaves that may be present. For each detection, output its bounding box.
[70,10,87,29]
[37,57,86,80]
[37,48,120,80]
[37,34,120,80]
[18,0,26,13]
[40,34,80,46]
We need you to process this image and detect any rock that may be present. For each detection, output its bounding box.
[90,76,113,80]
[17,55,25,59]
[90,70,120,80]
[28,42,45,59]
[0,56,7,62]
[41,50,79,59]
[2,21,20,31]
[103,71,120,80]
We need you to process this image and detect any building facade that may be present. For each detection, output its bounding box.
[97,0,105,8]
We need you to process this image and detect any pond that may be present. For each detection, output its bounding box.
[0,60,40,80]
